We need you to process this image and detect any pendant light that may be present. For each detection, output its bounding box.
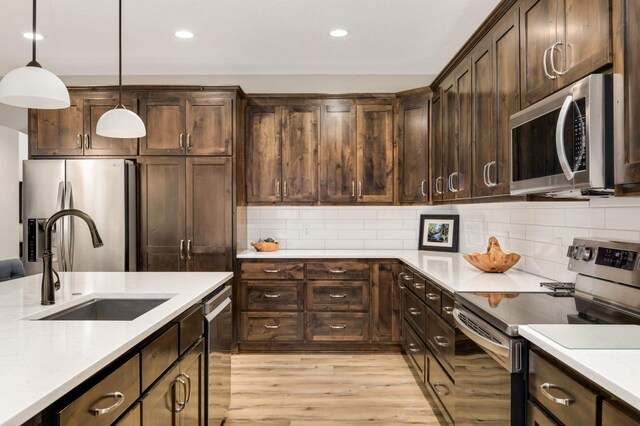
[96,0,146,138]
[0,0,70,109]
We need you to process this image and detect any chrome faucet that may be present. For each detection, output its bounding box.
[41,209,103,305]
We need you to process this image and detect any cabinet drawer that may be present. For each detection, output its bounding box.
[306,261,370,280]
[307,281,369,311]
[527,400,558,426]
[242,281,303,311]
[241,312,304,341]
[427,310,455,376]
[529,351,598,426]
[58,354,140,426]
[403,319,426,380]
[114,402,141,426]
[141,324,179,390]
[240,261,304,280]
[177,305,203,354]
[306,313,370,341]
[403,289,427,341]
[427,352,455,420]
[602,400,640,426]
[425,279,442,312]
[440,291,455,326]
[398,267,414,292]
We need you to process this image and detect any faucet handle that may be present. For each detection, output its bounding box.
[52,269,60,291]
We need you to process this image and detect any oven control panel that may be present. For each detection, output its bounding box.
[568,238,640,289]
[595,247,638,271]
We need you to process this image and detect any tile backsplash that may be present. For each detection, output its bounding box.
[245,198,640,281]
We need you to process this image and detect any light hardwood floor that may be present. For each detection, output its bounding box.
[224,353,445,425]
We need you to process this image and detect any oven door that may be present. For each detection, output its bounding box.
[453,305,525,425]
[510,74,608,195]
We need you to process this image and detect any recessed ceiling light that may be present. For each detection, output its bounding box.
[329,29,349,38]
[23,32,43,41]
[174,30,194,39]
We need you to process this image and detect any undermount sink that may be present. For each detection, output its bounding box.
[38,298,170,321]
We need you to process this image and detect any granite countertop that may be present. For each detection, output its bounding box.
[0,271,232,426]
[238,249,551,293]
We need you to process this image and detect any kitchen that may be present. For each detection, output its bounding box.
[0,0,639,425]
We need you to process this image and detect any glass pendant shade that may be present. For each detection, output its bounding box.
[96,107,146,138]
[0,65,70,109]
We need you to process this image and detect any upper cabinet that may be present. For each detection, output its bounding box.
[430,92,444,202]
[520,0,611,106]
[30,92,139,157]
[140,92,233,156]
[246,98,394,205]
[397,94,430,204]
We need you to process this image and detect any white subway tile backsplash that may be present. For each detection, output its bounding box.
[246,199,640,281]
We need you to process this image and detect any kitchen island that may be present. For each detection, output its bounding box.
[0,271,232,426]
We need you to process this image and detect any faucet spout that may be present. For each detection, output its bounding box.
[41,209,103,305]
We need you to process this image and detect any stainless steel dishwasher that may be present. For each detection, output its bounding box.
[204,284,232,426]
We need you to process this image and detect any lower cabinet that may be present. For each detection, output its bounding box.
[114,403,141,426]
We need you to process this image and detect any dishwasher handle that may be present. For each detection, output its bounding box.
[205,297,231,322]
[204,284,232,315]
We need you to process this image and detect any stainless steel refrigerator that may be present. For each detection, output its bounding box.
[22,159,136,275]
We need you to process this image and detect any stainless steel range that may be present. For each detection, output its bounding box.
[452,238,640,425]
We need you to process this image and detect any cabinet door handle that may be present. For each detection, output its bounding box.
[351,180,355,197]
[433,383,450,396]
[421,180,427,197]
[275,180,281,198]
[426,293,440,301]
[264,293,281,298]
[187,239,192,260]
[397,272,407,289]
[442,306,454,315]
[186,133,191,150]
[329,269,346,274]
[76,134,82,148]
[483,162,490,187]
[435,176,444,195]
[179,240,185,260]
[179,133,184,149]
[90,391,125,416]
[264,324,281,329]
[549,41,567,76]
[330,293,347,298]
[179,373,191,405]
[283,181,287,198]
[174,377,188,413]
[358,181,363,198]
[449,172,460,193]
[433,335,450,347]
[84,134,90,150]
[488,161,497,187]
[539,383,574,406]
[329,324,347,329]
[543,46,557,80]
[264,269,281,273]
[408,308,421,316]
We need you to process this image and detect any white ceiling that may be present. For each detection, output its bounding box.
[0,0,500,77]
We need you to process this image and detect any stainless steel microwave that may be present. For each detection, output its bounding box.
[510,74,613,196]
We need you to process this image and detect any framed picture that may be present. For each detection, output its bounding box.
[418,214,459,252]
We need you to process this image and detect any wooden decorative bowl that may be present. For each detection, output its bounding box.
[251,241,279,252]
[474,293,520,307]
[463,237,521,273]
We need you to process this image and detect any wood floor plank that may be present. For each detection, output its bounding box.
[225,353,445,425]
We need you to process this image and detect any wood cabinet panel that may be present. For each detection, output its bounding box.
[31,96,84,156]
[84,96,139,156]
[241,281,304,311]
[319,102,357,203]
[371,262,401,342]
[139,157,186,272]
[186,157,233,271]
[403,319,426,380]
[442,77,457,201]
[398,96,429,203]
[179,339,205,425]
[403,289,427,341]
[356,104,394,203]
[306,312,370,342]
[140,324,179,390]
[427,352,456,420]
[281,106,319,202]
[246,106,282,202]
[306,281,369,311]
[140,95,185,155]
[306,261,370,280]
[240,261,304,280]
[527,401,558,426]
[185,96,233,155]
[177,306,204,355]
[456,61,473,199]
[427,309,455,377]
[141,361,179,425]
[602,400,640,426]
[241,312,304,341]
[431,92,444,201]
[113,403,140,426]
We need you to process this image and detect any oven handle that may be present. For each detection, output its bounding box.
[555,95,576,181]
[452,308,510,358]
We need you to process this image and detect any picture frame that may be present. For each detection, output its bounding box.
[418,214,459,252]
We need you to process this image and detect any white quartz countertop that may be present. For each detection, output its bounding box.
[0,271,232,426]
[520,325,640,411]
[238,249,552,294]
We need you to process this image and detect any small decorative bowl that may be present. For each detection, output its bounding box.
[251,241,279,252]
[463,237,521,273]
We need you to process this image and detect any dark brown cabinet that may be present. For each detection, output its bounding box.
[441,77,457,201]
[357,104,394,203]
[246,105,282,203]
[30,93,140,157]
[139,157,232,272]
[371,262,401,342]
[431,91,444,202]
[520,0,611,106]
[397,95,430,203]
[141,92,233,156]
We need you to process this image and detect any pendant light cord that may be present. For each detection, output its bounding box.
[118,0,123,106]
[32,0,36,62]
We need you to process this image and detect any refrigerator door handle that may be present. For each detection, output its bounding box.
[56,181,66,271]
[63,181,75,271]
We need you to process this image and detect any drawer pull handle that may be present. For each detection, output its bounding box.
[408,308,421,316]
[264,269,281,273]
[433,383,450,396]
[409,347,421,353]
[402,274,413,282]
[264,293,281,298]
[264,324,281,329]
[329,269,347,274]
[427,293,440,301]
[330,293,347,298]
[407,342,417,348]
[540,383,575,406]
[442,306,454,315]
[413,283,426,289]
[329,324,347,329]
[90,391,125,416]
[434,335,450,347]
